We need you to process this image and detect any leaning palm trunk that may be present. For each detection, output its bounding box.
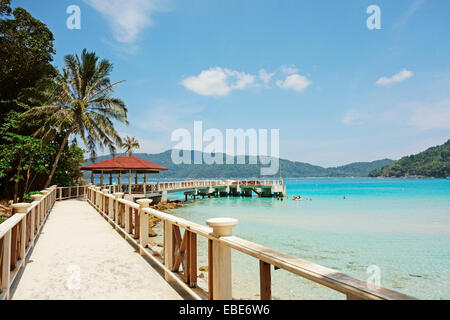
[44,129,72,188]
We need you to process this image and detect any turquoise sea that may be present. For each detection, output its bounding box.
[165,178,450,300]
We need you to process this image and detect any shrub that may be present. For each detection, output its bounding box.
[23,191,42,203]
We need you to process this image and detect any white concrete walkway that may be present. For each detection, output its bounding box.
[11,200,183,300]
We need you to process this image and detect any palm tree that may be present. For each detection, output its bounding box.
[23,49,128,188]
[121,136,140,156]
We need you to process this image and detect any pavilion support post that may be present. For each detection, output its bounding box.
[143,173,147,195]
[119,172,122,192]
[90,171,94,184]
[128,169,132,195]
[135,172,138,185]
[109,172,112,185]
[100,170,104,186]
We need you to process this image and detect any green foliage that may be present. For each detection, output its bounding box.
[52,144,85,186]
[23,190,41,203]
[0,109,86,199]
[0,0,56,105]
[121,136,140,156]
[0,2,89,200]
[369,140,450,178]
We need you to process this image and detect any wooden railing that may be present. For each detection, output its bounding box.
[96,179,285,195]
[87,186,416,300]
[56,185,88,200]
[0,186,57,300]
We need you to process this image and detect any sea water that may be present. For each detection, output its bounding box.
[166,178,450,300]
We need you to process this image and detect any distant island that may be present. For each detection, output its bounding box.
[369,139,449,178]
[85,150,394,178]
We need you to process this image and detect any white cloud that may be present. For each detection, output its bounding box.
[342,110,366,126]
[182,64,311,96]
[259,69,275,84]
[181,67,255,97]
[280,65,299,75]
[393,0,424,29]
[276,74,311,92]
[84,0,170,43]
[136,103,204,132]
[410,99,450,130]
[376,69,414,86]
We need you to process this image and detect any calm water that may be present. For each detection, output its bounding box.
[165,178,450,300]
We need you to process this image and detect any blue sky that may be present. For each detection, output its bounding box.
[14,0,450,166]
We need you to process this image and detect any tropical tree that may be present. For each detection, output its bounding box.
[121,136,140,156]
[23,49,128,188]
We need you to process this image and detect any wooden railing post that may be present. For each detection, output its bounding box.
[206,218,238,300]
[161,190,168,204]
[124,204,129,234]
[163,221,174,281]
[208,239,214,299]
[40,190,50,219]
[101,189,110,216]
[107,195,114,220]
[94,187,101,208]
[1,230,12,299]
[113,193,124,230]
[30,206,36,247]
[11,204,31,271]
[259,261,271,300]
[136,199,152,255]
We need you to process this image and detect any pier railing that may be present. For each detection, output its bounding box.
[95,179,285,195]
[56,185,88,200]
[0,186,57,300]
[87,186,416,300]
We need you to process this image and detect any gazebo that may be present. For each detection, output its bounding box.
[81,155,168,194]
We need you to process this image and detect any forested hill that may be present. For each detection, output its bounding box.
[369,140,450,178]
[85,150,393,178]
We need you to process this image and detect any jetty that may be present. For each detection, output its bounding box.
[80,155,287,203]
[0,185,416,300]
[101,179,286,203]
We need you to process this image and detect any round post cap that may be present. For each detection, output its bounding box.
[113,192,125,199]
[31,194,43,201]
[12,203,32,213]
[206,218,238,237]
[136,199,153,208]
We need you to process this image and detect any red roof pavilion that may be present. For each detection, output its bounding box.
[81,155,168,171]
[81,155,168,189]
